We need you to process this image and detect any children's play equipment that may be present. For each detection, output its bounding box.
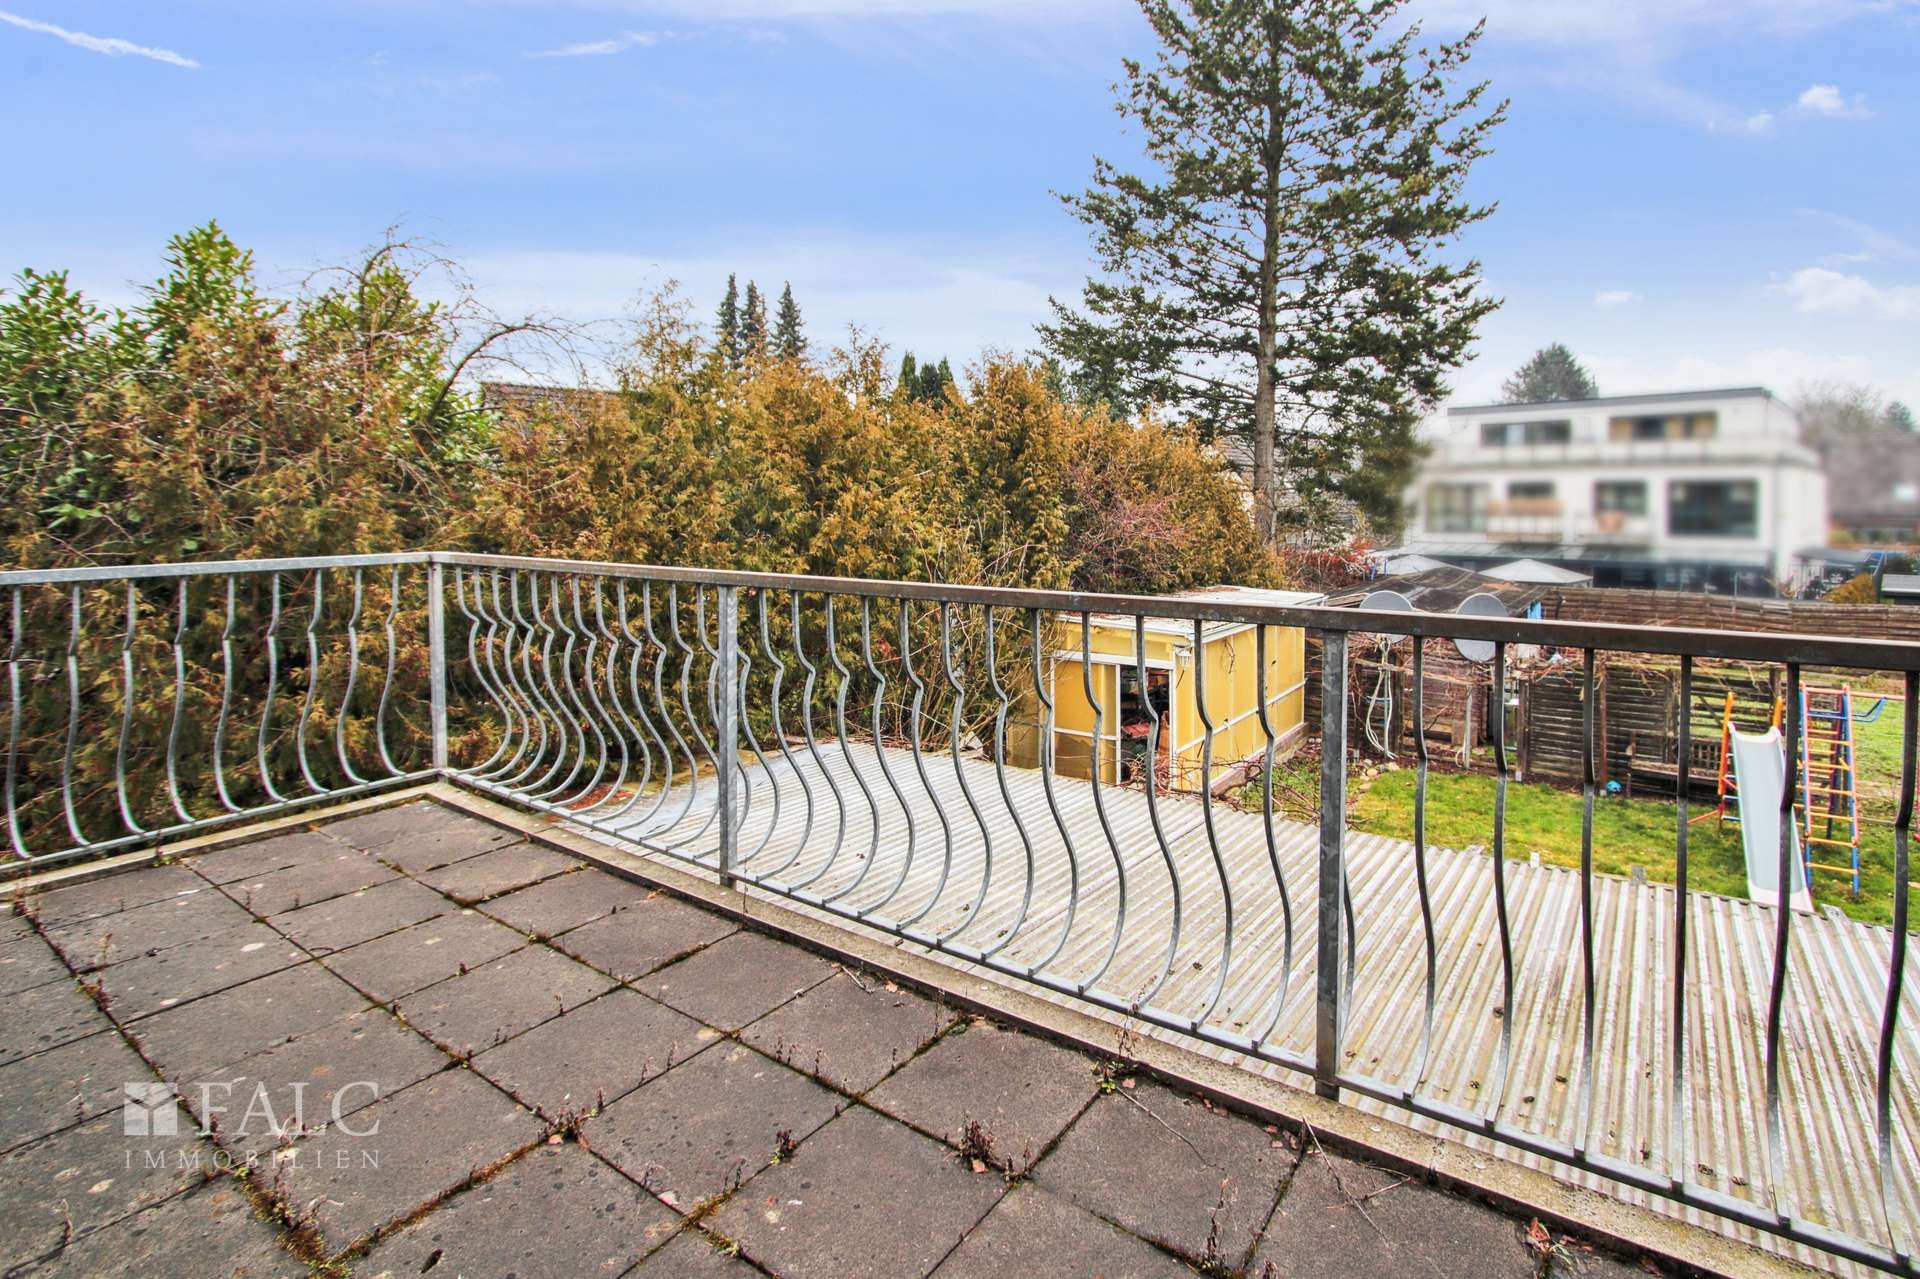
[1700,683,1887,905]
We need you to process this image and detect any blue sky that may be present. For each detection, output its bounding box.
[2,1,1916,406]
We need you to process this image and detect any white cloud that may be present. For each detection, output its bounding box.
[528,30,661,57]
[1795,82,1873,117]
[0,9,197,68]
[1594,290,1641,307]
[1782,267,1920,319]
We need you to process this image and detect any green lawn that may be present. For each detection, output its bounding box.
[1232,696,1912,928]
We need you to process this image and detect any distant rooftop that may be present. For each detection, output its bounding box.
[1446,387,1776,416]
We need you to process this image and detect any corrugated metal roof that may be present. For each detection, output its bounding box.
[593,744,1916,1275]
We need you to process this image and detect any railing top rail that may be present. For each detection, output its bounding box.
[435,552,1920,672]
[0,553,433,589]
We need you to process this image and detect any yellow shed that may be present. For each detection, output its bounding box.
[1013,586,1323,794]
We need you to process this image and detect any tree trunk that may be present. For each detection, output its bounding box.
[1251,93,1284,548]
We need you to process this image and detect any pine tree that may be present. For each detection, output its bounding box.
[741,281,768,363]
[716,274,741,369]
[1886,401,1916,434]
[898,352,919,397]
[1500,343,1598,404]
[773,283,805,361]
[1041,0,1506,544]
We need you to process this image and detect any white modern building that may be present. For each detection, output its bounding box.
[1389,387,1828,594]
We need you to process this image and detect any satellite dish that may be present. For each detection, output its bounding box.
[1452,592,1507,664]
[1357,589,1415,648]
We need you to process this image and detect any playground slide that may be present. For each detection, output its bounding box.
[1727,727,1815,913]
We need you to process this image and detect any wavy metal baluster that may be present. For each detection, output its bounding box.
[1485,641,1515,1121]
[1671,654,1692,1188]
[779,592,845,883]
[1133,615,1183,1012]
[332,568,370,786]
[745,590,807,866]
[1575,647,1599,1156]
[255,574,287,806]
[980,608,1037,962]
[1406,641,1437,1088]
[713,588,763,857]
[504,572,560,792]
[525,573,582,799]
[1764,661,1802,1220]
[205,577,240,813]
[541,575,606,807]
[1189,617,1236,1029]
[4,588,26,858]
[866,598,948,920]
[453,568,515,777]
[664,585,720,849]
[642,582,699,840]
[573,577,635,817]
[799,595,879,891]
[1079,611,1128,992]
[1027,607,1080,975]
[1875,669,1916,1255]
[372,564,404,777]
[293,568,327,795]
[611,580,673,827]
[908,601,987,935]
[60,585,92,843]
[488,570,545,785]
[834,597,916,912]
[162,579,195,822]
[1251,624,1295,1047]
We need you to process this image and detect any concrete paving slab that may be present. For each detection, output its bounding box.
[866,1021,1100,1173]
[219,849,398,918]
[187,830,340,886]
[711,1105,1005,1279]
[633,930,835,1031]
[1034,1081,1300,1272]
[0,980,111,1068]
[266,877,448,955]
[20,1178,301,1279]
[203,1009,452,1157]
[355,1142,679,1279]
[0,930,76,995]
[1249,1148,1537,1279]
[96,923,310,1021]
[264,1066,543,1254]
[413,843,578,905]
[319,910,527,1003]
[21,864,207,927]
[478,867,652,937]
[0,1108,212,1273]
[127,963,370,1084]
[43,890,254,973]
[930,1182,1201,1279]
[470,988,710,1120]
[590,1041,843,1207]
[550,891,736,981]
[321,801,518,862]
[739,969,957,1095]
[395,944,614,1056]
[2,908,40,946]
[0,1027,158,1155]
[627,1230,764,1276]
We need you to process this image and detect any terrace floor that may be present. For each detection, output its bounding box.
[0,797,1654,1279]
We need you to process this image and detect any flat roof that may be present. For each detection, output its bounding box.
[1446,387,1774,416]
[1882,574,1920,596]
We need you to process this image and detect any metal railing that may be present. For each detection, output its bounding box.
[4,550,1917,1272]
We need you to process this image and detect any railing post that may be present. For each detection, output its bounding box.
[716,585,739,889]
[1315,628,1349,1101]
[427,558,449,773]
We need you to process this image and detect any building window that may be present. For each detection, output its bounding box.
[1426,482,1488,532]
[1481,420,1571,446]
[1507,481,1555,503]
[1609,412,1718,443]
[1668,480,1757,538]
[1594,481,1647,515]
